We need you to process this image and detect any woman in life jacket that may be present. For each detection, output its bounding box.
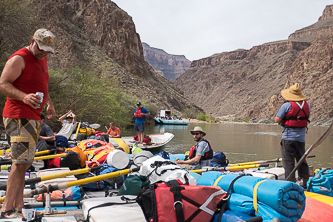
[176,126,213,170]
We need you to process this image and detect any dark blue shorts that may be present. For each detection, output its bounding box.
[134,123,144,132]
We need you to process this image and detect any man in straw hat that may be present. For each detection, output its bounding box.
[177,126,213,170]
[274,83,311,187]
[0,28,56,218]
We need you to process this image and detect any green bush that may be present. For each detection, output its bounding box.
[196,112,206,121]
[46,66,140,131]
[243,118,250,123]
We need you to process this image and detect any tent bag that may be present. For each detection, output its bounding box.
[137,180,225,222]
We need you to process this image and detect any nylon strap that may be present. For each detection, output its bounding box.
[168,180,185,222]
[217,174,246,222]
[213,175,225,186]
[253,179,267,213]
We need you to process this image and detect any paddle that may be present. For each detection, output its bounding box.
[190,164,269,173]
[0,153,68,165]
[34,148,65,156]
[286,122,333,181]
[0,167,140,202]
[230,155,316,166]
[0,165,103,190]
[75,121,82,139]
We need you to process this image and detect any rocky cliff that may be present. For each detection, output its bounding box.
[31,0,199,113]
[175,5,333,125]
[142,43,191,81]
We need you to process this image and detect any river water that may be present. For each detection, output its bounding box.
[139,122,332,169]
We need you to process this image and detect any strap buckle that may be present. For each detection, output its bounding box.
[173,201,183,209]
[222,193,230,201]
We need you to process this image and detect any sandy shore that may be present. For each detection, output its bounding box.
[182,118,207,124]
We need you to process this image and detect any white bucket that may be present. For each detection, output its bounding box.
[107,149,130,169]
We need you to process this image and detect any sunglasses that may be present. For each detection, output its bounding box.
[193,132,201,136]
[34,40,47,53]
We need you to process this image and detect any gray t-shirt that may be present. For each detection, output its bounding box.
[56,120,76,139]
[191,139,211,170]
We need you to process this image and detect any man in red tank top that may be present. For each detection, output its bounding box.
[0,29,56,219]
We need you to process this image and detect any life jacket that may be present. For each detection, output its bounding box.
[84,145,115,168]
[188,139,213,160]
[135,108,143,119]
[281,101,310,128]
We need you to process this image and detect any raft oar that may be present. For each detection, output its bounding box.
[34,148,65,157]
[286,122,333,181]
[230,155,316,166]
[190,164,269,173]
[75,122,82,139]
[34,153,67,161]
[0,167,140,203]
[35,150,54,156]
[0,153,68,165]
[0,165,103,190]
[0,149,10,156]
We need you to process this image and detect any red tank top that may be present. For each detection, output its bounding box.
[2,47,49,120]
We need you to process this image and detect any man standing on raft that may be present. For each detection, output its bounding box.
[274,83,310,187]
[0,28,56,218]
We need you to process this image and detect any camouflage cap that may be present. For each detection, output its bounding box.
[33,28,55,53]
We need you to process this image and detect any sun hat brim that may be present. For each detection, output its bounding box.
[281,88,307,101]
[190,126,206,136]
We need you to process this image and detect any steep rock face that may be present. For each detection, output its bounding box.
[142,43,191,81]
[175,5,333,124]
[33,0,199,113]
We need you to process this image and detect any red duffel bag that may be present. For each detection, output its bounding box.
[137,180,226,222]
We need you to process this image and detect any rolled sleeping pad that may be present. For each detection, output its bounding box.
[197,172,305,221]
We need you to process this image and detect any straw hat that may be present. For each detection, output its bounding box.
[190,126,206,136]
[280,83,307,101]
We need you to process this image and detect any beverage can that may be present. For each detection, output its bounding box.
[35,92,44,108]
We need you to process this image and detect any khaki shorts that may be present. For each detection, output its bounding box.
[3,117,41,164]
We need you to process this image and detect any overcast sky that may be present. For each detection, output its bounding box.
[112,0,331,61]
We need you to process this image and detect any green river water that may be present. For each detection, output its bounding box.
[134,122,332,169]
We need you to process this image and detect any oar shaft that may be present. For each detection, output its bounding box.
[191,164,268,173]
[230,155,316,166]
[75,122,82,138]
[0,166,102,191]
[19,168,139,200]
[230,159,281,166]
[0,153,67,166]
[286,123,333,181]
[34,153,67,161]
[35,150,52,156]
